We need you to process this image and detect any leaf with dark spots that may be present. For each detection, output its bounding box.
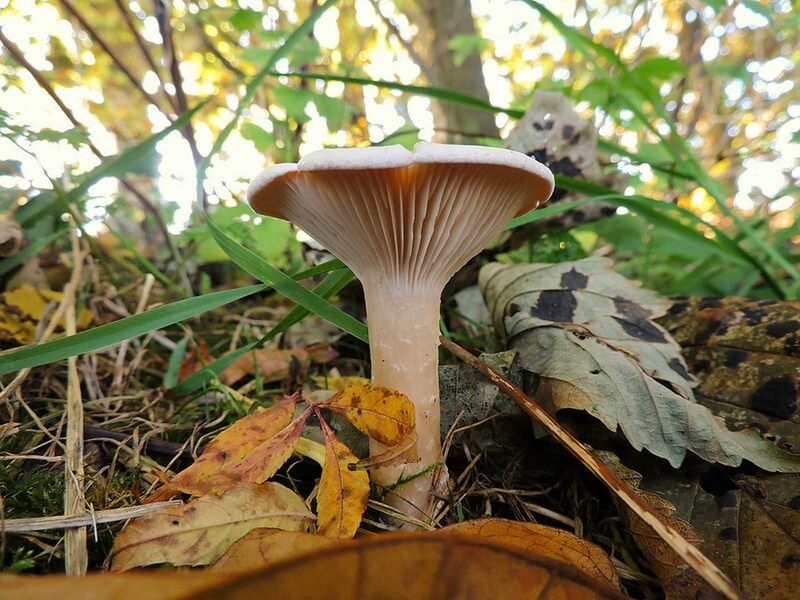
[612,316,667,343]
[600,452,800,600]
[483,260,800,472]
[751,377,798,420]
[723,349,748,368]
[559,268,588,290]
[530,290,577,322]
[766,321,800,338]
[612,296,652,321]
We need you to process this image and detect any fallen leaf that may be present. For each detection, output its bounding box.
[194,533,627,599]
[221,344,335,386]
[657,296,800,450]
[221,347,309,386]
[110,482,313,570]
[316,415,369,538]
[481,258,800,472]
[600,451,800,600]
[312,375,370,391]
[440,518,621,590]
[0,284,92,344]
[178,339,213,381]
[322,383,415,446]
[211,529,334,571]
[2,533,627,599]
[145,395,298,501]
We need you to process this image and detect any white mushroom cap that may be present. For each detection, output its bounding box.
[248,142,554,288]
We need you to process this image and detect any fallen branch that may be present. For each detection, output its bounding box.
[439,335,743,600]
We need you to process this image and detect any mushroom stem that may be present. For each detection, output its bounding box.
[363,280,442,520]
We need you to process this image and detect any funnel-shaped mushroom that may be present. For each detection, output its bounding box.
[248,142,553,520]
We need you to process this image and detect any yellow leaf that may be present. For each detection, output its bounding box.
[440,518,621,590]
[316,417,369,539]
[110,482,313,571]
[323,383,415,446]
[0,284,91,344]
[211,529,334,571]
[233,413,308,485]
[312,375,370,391]
[146,395,298,501]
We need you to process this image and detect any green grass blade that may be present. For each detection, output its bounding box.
[0,284,266,376]
[207,219,368,342]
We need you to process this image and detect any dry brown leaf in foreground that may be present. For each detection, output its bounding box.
[441,518,621,590]
[211,529,335,571]
[2,533,627,600]
[220,345,334,386]
[110,482,313,571]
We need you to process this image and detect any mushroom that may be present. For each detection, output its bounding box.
[248,143,553,520]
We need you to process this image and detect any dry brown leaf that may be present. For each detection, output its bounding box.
[316,416,369,538]
[145,395,298,501]
[440,518,621,590]
[211,528,334,571]
[221,347,309,386]
[110,482,313,571]
[2,533,628,599]
[0,571,234,600]
[195,533,628,599]
[178,339,213,380]
[322,382,415,446]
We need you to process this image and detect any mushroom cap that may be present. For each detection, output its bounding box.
[247,142,554,287]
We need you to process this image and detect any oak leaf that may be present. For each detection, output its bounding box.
[110,482,313,570]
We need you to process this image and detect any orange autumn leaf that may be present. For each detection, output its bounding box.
[146,395,298,501]
[316,416,369,539]
[211,529,334,571]
[322,383,415,446]
[194,534,626,599]
[111,482,313,571]
[4,533,627,599]
[231,413,309,486]
[440,518,621,591]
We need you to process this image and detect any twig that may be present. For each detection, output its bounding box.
[0,500,182,533]
[83,425,195,459]
[64,232,87,575]
[439,336,743,600]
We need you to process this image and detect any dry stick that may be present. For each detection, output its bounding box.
[64,233,87,575]
[111,274,155,393]
[0,27,183,281]
[439,336,743,600]
[1,500,182,534]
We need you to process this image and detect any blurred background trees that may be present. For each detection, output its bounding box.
[0,0,798,297]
